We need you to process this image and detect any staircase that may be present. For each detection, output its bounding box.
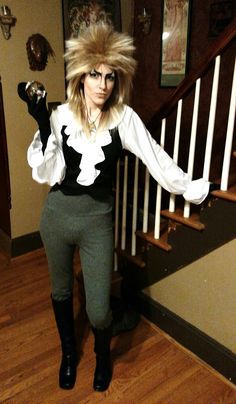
[114,16,236,273]
[114,17,236,384]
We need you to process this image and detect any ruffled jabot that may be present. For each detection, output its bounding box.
[52,103,125,186]
[64,123,112,186]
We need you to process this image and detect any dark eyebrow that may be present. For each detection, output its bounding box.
[93,69,101,76]
[93,69,114,78]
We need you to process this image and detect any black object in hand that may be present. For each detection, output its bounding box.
[17,82,30,102]
[26,81,45,101]
[17,82,51,152]
[17,81,49,129]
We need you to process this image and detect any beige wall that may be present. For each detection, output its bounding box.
[143,239,236,353]
[0,0,65,238]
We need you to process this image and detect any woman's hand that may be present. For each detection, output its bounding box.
[17,82,50,130]
[17,82,51,152]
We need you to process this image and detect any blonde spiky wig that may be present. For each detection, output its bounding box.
[64,23,137,134]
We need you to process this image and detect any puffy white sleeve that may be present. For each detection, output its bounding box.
[118,106,209,205]
[27,109,66,186]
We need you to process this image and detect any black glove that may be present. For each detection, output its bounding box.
[17,82,51,152]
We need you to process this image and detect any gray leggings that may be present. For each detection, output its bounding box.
[40,190,114,329]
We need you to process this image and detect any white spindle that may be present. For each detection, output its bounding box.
[184,78,201,217]
[221,56,236,191]
[131,157,139,256]
[203,55,221,180]
[154,184,162,239]
[154,118,166,239]
[169,99,183,212]
[121,155,128,250]
[143,167,150,233]
[114,159,120,271]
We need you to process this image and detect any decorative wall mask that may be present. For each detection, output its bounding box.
[26,33,55,71]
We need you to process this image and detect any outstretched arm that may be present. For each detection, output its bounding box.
[118,106,210,205]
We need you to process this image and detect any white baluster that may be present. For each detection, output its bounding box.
[131,157,139,256]
[121,155,128,250]
[154,118,166,239]
[143,167,150,233]
[169,99,183,213]
[221,56,236,190]
[184,78,201,217]
[203,55,221,180]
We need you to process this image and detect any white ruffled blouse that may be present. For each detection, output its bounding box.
[27,103,209,204]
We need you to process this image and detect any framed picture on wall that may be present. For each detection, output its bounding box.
[62,0,121,40]
[160,0,191,88]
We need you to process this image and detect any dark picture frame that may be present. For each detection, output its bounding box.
[62,0,121,40]
[160,0,191,88]
[208,1,233,37]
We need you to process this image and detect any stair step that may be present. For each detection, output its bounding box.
[136,230,172,252]
[211,184,236,202]
[161,208,205,231]
[115,247,146,268]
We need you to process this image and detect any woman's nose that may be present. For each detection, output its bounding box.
[99,76,106,89]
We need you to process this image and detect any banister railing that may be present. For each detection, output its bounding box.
[147,16,236,132]
[114,19,236,268]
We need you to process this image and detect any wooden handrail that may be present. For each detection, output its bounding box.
[147,16,236,132]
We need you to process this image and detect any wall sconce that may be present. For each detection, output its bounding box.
[0,6,16,40]
[138,8,151,35]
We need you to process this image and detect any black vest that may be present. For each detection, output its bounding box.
[51,126,123,199]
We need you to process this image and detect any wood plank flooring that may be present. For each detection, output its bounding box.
[0,249,235,403]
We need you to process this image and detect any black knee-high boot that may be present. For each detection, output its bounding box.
[51,295,78,389]
[92,326,112,391]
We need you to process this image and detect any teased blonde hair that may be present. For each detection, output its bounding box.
[64,23,137,134]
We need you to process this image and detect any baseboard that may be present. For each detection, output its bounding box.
[138,292,236,385]
[11,231,43,257]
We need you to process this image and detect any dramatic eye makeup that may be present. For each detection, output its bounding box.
[89,69,98,78]
[88,69,115,81]
[107,72,115,81]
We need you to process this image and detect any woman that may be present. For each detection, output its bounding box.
[18,23,209,392]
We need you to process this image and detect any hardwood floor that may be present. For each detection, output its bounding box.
[0,249,235,403]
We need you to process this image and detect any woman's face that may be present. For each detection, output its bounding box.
[82,64,115,110]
